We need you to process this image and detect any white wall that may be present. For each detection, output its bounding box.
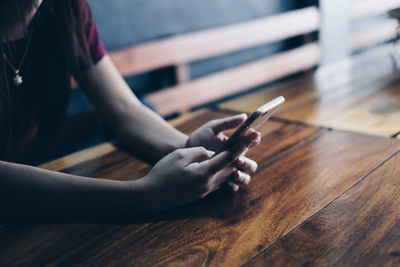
[320,0,351,65]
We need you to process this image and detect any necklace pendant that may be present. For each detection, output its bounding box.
[13,71,23,86]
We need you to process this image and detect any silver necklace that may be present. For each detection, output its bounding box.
[2,36,33,86]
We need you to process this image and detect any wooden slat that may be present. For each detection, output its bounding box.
[109,7,319,76]
[148,43,320,116]
[175,64,189,84]
[1,110,400,266]
[39,142,117,172]
[351,19,397,51]
[247,151,400,266]
[351,0,400,19]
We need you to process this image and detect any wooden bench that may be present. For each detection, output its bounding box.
[107,6,320,116]
[104,0,399,116]
[351,0,399,51]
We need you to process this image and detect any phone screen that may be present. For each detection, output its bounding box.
[214,96,285,155]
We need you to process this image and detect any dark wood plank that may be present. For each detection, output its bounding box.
[1,109,399,266]
[246,151,400,267]
[0,110,322,266]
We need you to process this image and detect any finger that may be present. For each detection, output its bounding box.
[173,147,213,166]
[216,133,228,143]
[231,170,251,185]
[248,131,262,148]
[225,181,240,193]
[235,156,258,174]
[208,166,236,191]
[204,131,259,175]
[207,114,247,134]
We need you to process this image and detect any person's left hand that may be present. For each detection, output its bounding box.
[186,114,261,191]
[186,114,248,151]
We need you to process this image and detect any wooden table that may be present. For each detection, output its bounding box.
[1,109,400,266]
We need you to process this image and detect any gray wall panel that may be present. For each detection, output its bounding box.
[87,0,300,50]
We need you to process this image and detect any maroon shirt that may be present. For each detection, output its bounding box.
[4,1,106,161]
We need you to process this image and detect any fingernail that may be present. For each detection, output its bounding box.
[238,157,245,165]
[232,184,239,192]
[238,113,247,120]
[245,174,251,184]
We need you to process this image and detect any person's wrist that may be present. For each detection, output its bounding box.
[122,178,161,213]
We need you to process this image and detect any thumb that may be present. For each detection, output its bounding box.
[207,114,247,134]
[203,131,259,175]
[174,147,214,166]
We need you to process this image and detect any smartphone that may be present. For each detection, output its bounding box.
[214,96,285,155]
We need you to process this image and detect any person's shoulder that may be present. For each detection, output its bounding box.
[81,0,107,65]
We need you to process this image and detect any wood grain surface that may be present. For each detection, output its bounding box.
[1,110,399,266]
[219,44,400,137]
[38,142,118,172]
[246,151,400,267]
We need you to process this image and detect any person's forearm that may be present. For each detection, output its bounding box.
[78,56,187,162]
[0,161,156,220]
[113,101,188,161]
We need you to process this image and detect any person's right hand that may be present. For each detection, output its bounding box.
[143,130,259,212]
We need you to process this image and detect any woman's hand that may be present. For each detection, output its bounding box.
[186,114,260,191]
[186,114,247,151]
[144,131,259,212]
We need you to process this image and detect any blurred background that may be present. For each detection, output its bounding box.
[81,0,396,106]
[38,0,400,164]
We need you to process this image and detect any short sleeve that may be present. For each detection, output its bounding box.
[83,1,107,65]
